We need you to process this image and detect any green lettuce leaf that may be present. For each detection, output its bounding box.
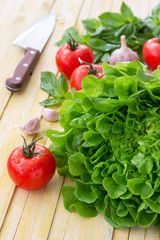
[44,61,160,228]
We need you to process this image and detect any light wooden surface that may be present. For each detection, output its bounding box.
[0,0,159,239]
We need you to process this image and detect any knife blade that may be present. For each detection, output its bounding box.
[5,13,56,92]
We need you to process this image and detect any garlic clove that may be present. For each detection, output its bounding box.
[109,35,140,65]
[20,117,41,135]
[41,108,59,122]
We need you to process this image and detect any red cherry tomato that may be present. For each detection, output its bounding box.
[70,64,104,91]
[56,36,94,78]
[142,37,160,70]
[7,140,56,190]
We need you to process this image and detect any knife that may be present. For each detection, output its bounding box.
[5,13,56,92]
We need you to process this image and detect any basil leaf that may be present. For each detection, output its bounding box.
[40,72,61,97]
[56,26,82,47]
[57,73,68,97]
[82,18,101,34]
[120,2,134,21]
[39,98,63,106]
[152,3,160,17]
[56,2,160,62]
[88,38,119,52]
[99,12,126,28]
[40,72,68,106]
[114,23,136,38]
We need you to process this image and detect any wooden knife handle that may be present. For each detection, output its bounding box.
[5,47,40,92]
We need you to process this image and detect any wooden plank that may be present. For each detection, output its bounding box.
[48,180,113,240]
[0,0,159,240]
[12,172,63,240]
[62,212,113,240]
[0,125,60,240]
[86,0,113,18]
[0,0,57,230]
[150,0,160,14]
[0,0,84,239]
[112,228,129,240]
[0,0,55,118]
[129,226,145,240]
[145,225,160,240]
[0,188,29,240]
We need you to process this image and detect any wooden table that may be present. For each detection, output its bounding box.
[0,0,160,239]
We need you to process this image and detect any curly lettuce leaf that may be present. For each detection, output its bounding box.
[45,62,160,228]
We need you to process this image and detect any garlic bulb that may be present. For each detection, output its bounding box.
[20,117,41,135]
[42,108,59,122]
[109,35,140,65]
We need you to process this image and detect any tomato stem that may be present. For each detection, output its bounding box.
[67,33,79,51]
[21,133,45,158]
[78,58,99,75]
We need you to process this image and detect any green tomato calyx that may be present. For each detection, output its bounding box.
[79,58,99,75]
[22,134,45,158]
[67,33,79,51]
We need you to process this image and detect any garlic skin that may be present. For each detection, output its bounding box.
[109,35,140,65]
[42,108,59,122]
[20,117,41,135]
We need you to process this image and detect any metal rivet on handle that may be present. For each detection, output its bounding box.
[30,50,36,54]
[23,63,29,67]
[15,77,21,81]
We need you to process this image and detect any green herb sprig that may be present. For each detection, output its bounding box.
[39,72,68,106]
[56,2,160,63]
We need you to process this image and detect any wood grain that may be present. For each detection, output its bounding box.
[0,0,159,239]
